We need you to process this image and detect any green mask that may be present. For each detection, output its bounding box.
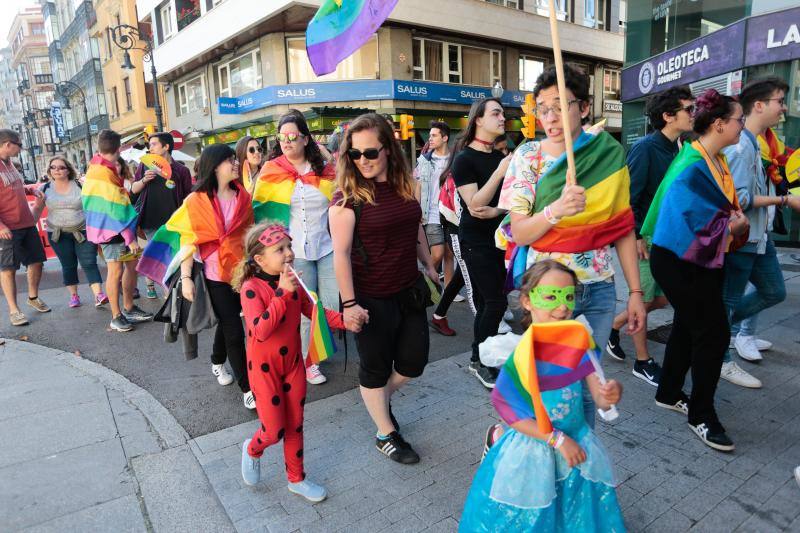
[529,285,576,311]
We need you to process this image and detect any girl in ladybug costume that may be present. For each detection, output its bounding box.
[233,222,344,502]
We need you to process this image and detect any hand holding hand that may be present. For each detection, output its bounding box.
[344,304,369,333]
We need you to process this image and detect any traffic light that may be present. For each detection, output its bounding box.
[520,93,536,139]
[143,124,156,141]
[399,114,414,140]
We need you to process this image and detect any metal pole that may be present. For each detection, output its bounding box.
[82,98,93,157]
[151,59,164,131]
[26,127,38,181]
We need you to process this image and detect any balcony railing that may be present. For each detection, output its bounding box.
[33,74,53,85]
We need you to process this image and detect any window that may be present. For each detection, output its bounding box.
[216,50,261,98]
[534,0,569,21]
[603,66,621,101]
[31,57,51,76]
[159,2,175,41]
[412,37,500,87]
[176,0,200,31]
[30,23,45,36]
[519,55,546,91]
[484,0,519,8]
[35,91,53,109]
[144,77,156,108]
[123,78,132,111]
[287,35,378,83]
[110,86,119,117]
[584,0,607,30]
[176,75,206,115]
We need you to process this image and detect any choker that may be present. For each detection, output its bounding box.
[472,137,494,147]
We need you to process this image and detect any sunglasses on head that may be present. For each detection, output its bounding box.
[248,146,263,154]
[276,132,305,143]
[347,146,384,161]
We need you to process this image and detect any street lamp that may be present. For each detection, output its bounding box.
[491,81,504,99]
[56,81,93,161]
[110,24,164,131]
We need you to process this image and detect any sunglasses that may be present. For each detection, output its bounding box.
[276,133,305,143]
[248,146,263,154]
[347,146,384,161]
[9,141,22,148]
[678,104,695,115]
[49,165,68,171]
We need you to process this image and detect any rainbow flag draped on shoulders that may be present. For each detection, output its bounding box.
[137,183,253,286]
[307,290,338,365]
[306,0,398,76]
[641,142,739,269]
[492,321,597,434]
[252,155,336,224]
[81,155,138,245]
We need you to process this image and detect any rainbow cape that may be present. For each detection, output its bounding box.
[491,321,597,434]
[137,184,253,286]
[81,155,138,245]
[306,0,397,76]
[641,142,738,269]
[307,290,338,365]
[252,156,336,224]
[759,127,795,186]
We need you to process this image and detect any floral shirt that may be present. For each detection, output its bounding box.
[498,140,614,284]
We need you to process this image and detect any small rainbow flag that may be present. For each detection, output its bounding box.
[252,156,336,224]
[306,0,398,76]
[759,127,795,186]
[491,321,597,434]
[307,289,338,365]
[82,156,138,245]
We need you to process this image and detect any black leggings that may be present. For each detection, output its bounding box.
[207,279,250,393]
[461,244,507,363]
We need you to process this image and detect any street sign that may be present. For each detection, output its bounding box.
[90,124,98,133]
[50,102,65,139]
[170,130,184,150]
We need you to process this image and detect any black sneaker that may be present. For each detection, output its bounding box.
[110,314,134,332]
[655,392,689,416]
[482,423,502,461]
[632,358,662,387]
[606,329,626,361]
[122,305,154,324]
[388,401,399,432]
[689,422,735,452]
[469,361,497,389]
[376,431,419,464]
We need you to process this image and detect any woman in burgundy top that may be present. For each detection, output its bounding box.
[329,113,438,465]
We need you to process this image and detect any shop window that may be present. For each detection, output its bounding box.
[519,55,546,91]
[287,35,378,83]
[177,75,206,115]
[603,67,621,101]
[413,37,500,87]
[217,49,261,98]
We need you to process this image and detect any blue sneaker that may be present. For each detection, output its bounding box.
[287,479,327,502]
[241,439,260,486]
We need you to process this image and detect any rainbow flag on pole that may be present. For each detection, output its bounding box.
[307,290,338,365]
[306,0,398,76]
[491,321,597,434]
[81,156,138,245]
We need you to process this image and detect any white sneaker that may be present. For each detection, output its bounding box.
[734,335,763,362]
[754,338,772,351]
[211,364,234,386]
[503,310,514,322]
[306,364,327,385]
[497,320,512,334]
[243,391,256,409]
[453,294,466,303]
[288,479,327,502]
[720,361,762,389]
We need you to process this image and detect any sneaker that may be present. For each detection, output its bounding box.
[632,358,661,387]
[469,360,497,389]
[122,305,154,324]
[288,479,327,503]
[503,309,514,322]
[720,361,762,388]
[388,401,399,431]
[145,285,158,299]
[688,422,734,452]
[655,392,689,415]
[453,294,466,303]
[606,330,626,361]
[482,423,503,461]
[497,320,512,334]
[9,311,29,326]
[211,364,234,386]
[430,316,456,336]
[110,314,134,332]
[243,391,256,410]
[241,439,260,486]
[754,338,772,351]
[95,292,109,307]
[27,296,51,313]
[306,364,327,385]
[376,431,420,464]
[734,335,762,362]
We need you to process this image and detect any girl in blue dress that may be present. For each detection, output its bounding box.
[460,260,626,532]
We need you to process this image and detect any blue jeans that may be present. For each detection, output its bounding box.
[574,278,616,429]
[722,241,785,363]
[47,232,103,287]
[294,253,339,361]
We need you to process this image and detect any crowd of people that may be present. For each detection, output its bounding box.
[1,62,798,528]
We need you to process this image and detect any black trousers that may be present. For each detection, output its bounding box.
[650,245,730,427]
[461,244,507,363]
[207,279,250,393]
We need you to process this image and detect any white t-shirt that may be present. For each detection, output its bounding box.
[425,153,449,224]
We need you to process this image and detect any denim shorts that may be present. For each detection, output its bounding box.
[100,241,131,262]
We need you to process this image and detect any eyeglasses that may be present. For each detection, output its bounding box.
[347,146,384,161]
[276,132,305,143]
[535,99,580,118]
[676,104,695,115]
[765,97,786,106]
[9,141,22,148]
[735,116,746,127]
[49,165,67,171]
[227,156,238,165]
[248,146,263,154]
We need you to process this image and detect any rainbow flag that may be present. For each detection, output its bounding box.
[82,156,138,245]
[529,130,634,253]
[137,185,253,286]
[492,321,596,434]
[759,127,795,186]
[306,0,398,76]
[252,156,336,224]
[641,142,739,269]
[307,290,338,365]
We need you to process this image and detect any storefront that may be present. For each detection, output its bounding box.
[622,2,800,244]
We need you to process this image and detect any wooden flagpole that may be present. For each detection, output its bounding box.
[547,0,577,186]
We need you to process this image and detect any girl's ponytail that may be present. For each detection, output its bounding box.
[231,257,258,293]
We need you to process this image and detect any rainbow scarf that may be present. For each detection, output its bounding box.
[137,182,253,286]
[306,0,398,76]
[252,156,336,224]
[641,142,738,269]
[759,127,795,186]
[82,155,138,245]
[492,321,597,434]
[307,290,338,364]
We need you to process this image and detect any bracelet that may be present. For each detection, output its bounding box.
[547,429,563,448]
[554,432,566,449]
[181,275,192,280]
[342,299,357,309]
[543,205,561,225]
[781,195,788,208]
[629,289,644,295]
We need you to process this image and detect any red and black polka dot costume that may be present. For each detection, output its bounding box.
[241,271,344,483]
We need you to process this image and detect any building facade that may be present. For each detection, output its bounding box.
[622,0,800,244]
[135,0,626,158]
[0,48,24,133]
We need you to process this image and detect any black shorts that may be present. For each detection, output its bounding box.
[355,292,430,388]
[0,226,47,271]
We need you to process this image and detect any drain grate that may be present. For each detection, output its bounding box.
[647,324,673,344]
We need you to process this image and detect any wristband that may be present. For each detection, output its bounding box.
[543,205,560,225]
[342,299,357,309]
[554,432,566,449]
[629,289,644,296]
[547,429,563,448]
[181,275,192,280]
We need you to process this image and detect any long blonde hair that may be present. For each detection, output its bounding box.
[335,113,415,205]
[231,221,273,292]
